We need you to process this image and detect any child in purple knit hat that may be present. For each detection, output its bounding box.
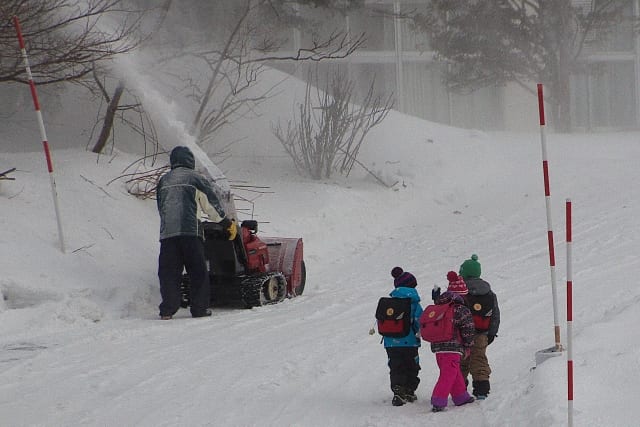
[383,267,423,406]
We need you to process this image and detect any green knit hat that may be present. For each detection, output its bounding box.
[459,254,481,279]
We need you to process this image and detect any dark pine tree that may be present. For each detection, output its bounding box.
[414,0,632,131]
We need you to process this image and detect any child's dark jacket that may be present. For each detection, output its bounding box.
[464,277,500,337]
[382,287,423,348]
[429,291,475,354]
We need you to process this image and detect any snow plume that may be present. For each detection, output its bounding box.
[111,53,230,192]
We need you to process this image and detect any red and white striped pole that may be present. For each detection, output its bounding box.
[566,198,574,426]
[13,16,66,253]
[537,83,561,351]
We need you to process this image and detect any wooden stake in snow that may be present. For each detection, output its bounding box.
[13,16,66,253]
[537,83,561,352]
[566,198,574,427]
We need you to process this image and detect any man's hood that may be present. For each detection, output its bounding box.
[170,146,195,170]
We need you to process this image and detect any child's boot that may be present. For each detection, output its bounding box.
[404,390,417,403]
[472,380,490,399]
[458,395,475,406]
[391,385,407,406]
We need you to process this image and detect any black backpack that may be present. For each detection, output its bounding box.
[375,297,412,338]
[466,293,494,331]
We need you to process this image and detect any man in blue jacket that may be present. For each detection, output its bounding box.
[156,146,235,319]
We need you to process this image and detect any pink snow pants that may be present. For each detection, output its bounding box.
[430,352,472,408]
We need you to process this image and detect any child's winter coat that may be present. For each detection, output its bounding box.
[429,291,475,354]
[463,277,500,339]
[383,286,423,348]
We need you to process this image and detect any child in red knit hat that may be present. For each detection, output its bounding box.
[446,271,468,296]
[426,271,476,412]
[431,271,469,300]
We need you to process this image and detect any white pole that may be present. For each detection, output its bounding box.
[14,16,66,252]
[566,198,574,427]
[393,1,404,113]
[537,83,561,351]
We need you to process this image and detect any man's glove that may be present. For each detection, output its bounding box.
[219,217,237,240]
[219,217,232,229]
[487,335,496,345]
[226,219,238,241]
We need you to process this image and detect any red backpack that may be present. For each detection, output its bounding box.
[419,303,456,343]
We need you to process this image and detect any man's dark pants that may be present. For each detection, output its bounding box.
[158,236,210,317]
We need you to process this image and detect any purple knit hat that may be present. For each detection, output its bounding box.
[391,267,417,288]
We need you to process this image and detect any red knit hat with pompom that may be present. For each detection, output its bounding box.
[446,271,468,295]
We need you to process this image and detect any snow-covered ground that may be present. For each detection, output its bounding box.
[1,63,639,426]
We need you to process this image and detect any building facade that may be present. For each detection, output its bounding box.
[282,0,640,132]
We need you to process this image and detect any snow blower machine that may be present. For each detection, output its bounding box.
[179,197,305,309]
[167,147,304,309]
[179,219,305,308]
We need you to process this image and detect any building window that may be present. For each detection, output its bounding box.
[571,60,637,129]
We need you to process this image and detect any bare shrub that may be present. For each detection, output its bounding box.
[273,69,393,181]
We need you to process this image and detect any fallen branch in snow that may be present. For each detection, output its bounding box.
[80,174,115,199]
[108,164,275,204]
[341,153,395,188]
[0,167,16,180]
[5,185,24,199]
[72,243,95,254]
[106,165,168,200]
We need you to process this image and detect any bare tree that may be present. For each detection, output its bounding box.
[273,68,392,182]
[158,0,365,152]
[87,1,172,154]
[0,0,148,84]
[1,0,365,156]
[87,71,161,159]
[0,0,172,155]
[91,77,126,153]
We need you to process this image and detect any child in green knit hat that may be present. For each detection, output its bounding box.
[459,254,481,279]
[458,254,500,400]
